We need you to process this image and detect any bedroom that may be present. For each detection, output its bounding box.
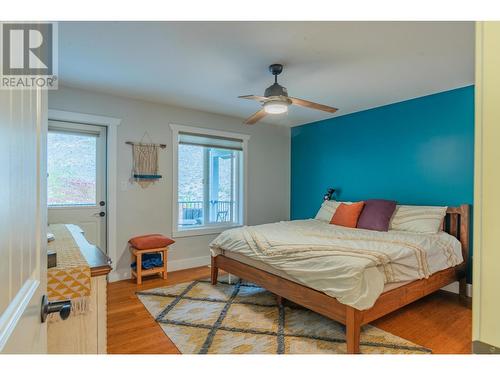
[1,1,499,370]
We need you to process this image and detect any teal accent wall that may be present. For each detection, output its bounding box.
[291,86,474,278]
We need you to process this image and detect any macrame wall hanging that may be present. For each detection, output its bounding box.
[126,132,166,188]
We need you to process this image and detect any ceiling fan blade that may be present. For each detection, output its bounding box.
[244,109,267,125]
[290,97,338,113]
[238,95,268,102]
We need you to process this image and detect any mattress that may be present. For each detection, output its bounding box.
[210,219,463,310]
[212,248,410,293]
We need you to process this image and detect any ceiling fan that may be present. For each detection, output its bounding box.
[239,63,338,125]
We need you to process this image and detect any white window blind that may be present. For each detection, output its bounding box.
[178,132,243,151]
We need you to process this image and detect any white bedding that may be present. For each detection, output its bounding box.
[209,219,463,310]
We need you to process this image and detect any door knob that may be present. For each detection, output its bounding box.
[41,295,71,322]
[93,212,105,217]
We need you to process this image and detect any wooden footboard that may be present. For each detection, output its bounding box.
[210,204,470,354]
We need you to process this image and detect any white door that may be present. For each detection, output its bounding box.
[0,87,48,353]
[47,121,107,253]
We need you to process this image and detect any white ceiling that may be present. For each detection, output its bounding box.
[58,21,474,127]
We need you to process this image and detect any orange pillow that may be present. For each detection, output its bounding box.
[330,202,365,228]
[129,234,175,250]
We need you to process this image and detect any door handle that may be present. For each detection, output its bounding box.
[93,212,106,217]
[41,295,71,322]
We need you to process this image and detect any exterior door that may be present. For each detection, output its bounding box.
[47,121,107,253]
[0,88,48,353]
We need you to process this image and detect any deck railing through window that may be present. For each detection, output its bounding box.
[178,200,235,226]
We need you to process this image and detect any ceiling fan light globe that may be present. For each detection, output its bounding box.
[263,101,289,114]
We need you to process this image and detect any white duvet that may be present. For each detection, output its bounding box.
[209,219,463,310]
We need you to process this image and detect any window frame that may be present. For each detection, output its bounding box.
[170,124,250,238]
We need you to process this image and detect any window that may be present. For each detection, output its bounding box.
[47,130,98,206]
[171,125,249,236]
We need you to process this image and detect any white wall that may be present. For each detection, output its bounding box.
[48,86,290,281]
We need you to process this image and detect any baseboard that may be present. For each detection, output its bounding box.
[473,340,500,354]
[108,270,128,283]
[168,255,210,272]
[108,255,211,283]
[108,258,473,297]
[441,281,473,297]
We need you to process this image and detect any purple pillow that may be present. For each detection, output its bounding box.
[357,199,397,232]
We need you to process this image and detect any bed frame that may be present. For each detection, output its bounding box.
[210,204,469,354]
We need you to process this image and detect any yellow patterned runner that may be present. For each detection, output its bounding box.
[47,224,91,315]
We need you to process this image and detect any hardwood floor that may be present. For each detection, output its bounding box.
[107,266,472,354]
[107,267,210,354]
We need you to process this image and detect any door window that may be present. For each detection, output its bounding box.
[47,130,98,206]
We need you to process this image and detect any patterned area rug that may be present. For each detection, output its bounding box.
[137,275,431,354]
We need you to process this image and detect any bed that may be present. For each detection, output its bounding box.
[209,204,469,354]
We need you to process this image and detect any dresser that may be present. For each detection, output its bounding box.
[47,224,112,354]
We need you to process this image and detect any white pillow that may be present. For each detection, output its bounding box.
[315,200,352,222]
[389,205,447,234]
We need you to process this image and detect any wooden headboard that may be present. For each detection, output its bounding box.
[443,204,470,268]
